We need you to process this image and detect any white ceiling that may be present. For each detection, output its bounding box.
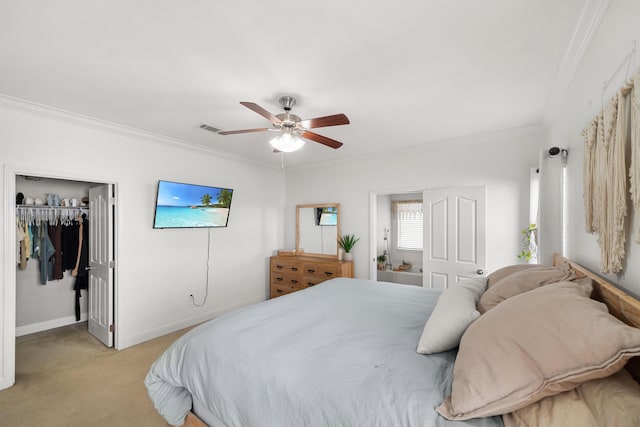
[0,0,593,167]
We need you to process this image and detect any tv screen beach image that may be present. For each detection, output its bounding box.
[153,181,233,229]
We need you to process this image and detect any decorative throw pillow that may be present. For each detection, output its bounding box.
[477,263,577,313]
[502,369,640,427]
[416,277,487,354]
[486,264,542,288]
[437,279,640,420]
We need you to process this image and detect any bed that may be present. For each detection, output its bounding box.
[145,255,640,427]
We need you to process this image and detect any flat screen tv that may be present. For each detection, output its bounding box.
[315,206,338,226]
[153,180,233,229]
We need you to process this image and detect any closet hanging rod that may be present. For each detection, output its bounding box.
[15,205,89,210]
[16,205,90,226]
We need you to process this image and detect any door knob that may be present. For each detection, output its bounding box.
[476,269,484,275]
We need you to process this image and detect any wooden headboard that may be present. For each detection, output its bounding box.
[552,253,640,382]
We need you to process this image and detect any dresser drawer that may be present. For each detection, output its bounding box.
[271,272,305,290]
[270,282,298,298]
[303,263,341,281]
[271,259,303,275]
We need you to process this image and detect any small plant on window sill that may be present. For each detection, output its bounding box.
[518,224,538,262]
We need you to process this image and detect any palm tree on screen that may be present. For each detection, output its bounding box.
[217,189,232,208]
[201,194,212,206]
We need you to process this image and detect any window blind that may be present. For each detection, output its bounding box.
[395,201,423,250]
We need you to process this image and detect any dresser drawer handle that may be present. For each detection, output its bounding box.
[324,272,334,276]
[307,269,315,274]
[291,267,298,271]
[291,279,298,284]
[276,265,284,269]
[276,289,283,294]
[307,282,316,287]
[276,277,283,282]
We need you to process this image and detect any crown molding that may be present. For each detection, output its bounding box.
[541,0,612,126]
[287,124,544,170]
[0,94,280,170]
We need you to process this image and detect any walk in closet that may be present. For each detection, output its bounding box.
[15,175,114,347]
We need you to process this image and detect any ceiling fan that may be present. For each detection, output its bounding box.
[218,96,350,152]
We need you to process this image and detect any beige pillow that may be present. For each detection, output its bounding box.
[486,264,543,288]
[416,277,486,354]
[502,369,640,427]
[477,263,576,313]
[437,279,640,420]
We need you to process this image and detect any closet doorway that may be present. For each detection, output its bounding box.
[1,165,118,390]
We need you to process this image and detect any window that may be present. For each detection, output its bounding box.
[394,201,423,250]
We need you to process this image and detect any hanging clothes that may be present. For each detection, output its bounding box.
[61,221,79,271]
[16,222,27,270]
[48,223,64,280]
[30,224,39,259]
[23,223,31,259]
[73,215,89,321]
[38,223,56,285]
[16,205,90,319]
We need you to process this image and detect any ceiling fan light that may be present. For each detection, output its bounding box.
[269,133,305,152]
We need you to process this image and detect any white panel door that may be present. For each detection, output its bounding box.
[88,184,114,347]
[423,186,486,289]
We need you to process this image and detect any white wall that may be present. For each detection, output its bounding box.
[376,195,391,266]
[285,127,543,279]
[0,98,285,388]
[544,0,640,296]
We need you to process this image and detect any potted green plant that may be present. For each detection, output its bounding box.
[517,224,537,262]
[377,254,387,270]
[337,234,359,261]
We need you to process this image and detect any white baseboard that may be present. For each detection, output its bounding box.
[117,295,266,350]
[16,313,88,337]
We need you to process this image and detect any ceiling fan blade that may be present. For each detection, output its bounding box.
[218,128,270,135]
[300,131,344,149]
[240,102,283,124]
[300,113,350,129]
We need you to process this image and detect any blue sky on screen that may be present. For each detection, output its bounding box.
[157,181,226,206]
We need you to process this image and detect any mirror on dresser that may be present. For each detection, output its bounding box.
[296,203,341,258]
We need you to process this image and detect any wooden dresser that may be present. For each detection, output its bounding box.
[270,255,354,298]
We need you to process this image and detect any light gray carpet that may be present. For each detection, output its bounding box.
[0,322,192,427]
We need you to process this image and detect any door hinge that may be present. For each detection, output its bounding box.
[109,324,115,332]
[109,260,116,268]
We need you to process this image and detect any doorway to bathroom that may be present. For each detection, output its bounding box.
[370,185,486,288]
[374,192,424,286]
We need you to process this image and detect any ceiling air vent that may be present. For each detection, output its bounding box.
[199,124,220,133]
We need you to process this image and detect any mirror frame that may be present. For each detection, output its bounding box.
[296,203,341,258]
